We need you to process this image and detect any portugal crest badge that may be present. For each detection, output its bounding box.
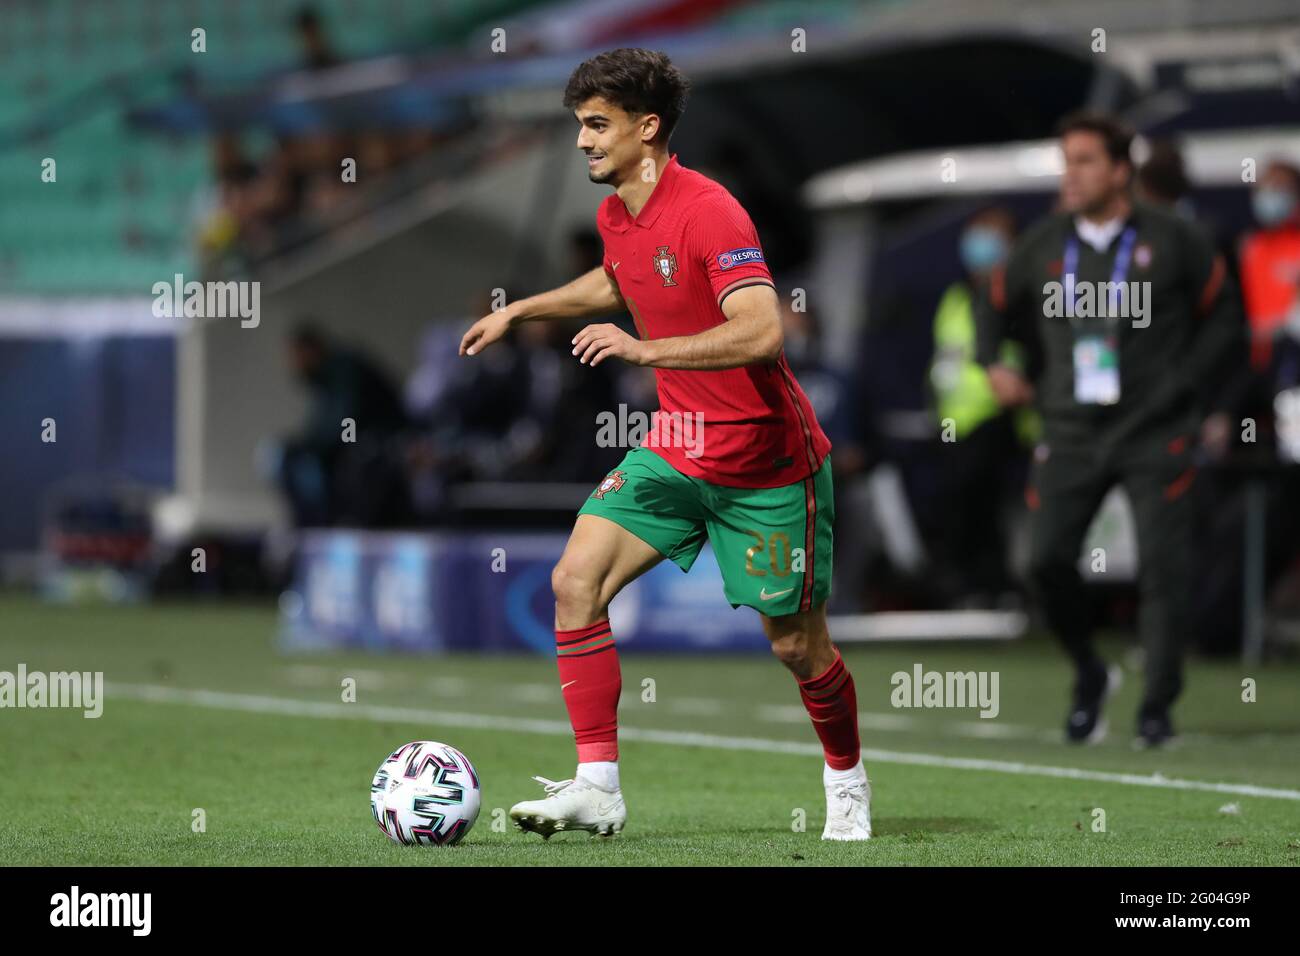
[591,470,627,499]
[652,245,678,287]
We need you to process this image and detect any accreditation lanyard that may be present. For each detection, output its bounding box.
[1064,226,1136,405]
[1063,226,1138,324]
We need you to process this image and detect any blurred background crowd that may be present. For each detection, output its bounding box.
[3,0,1300,658]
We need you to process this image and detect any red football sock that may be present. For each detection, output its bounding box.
[797,649,861,770]
[555,619,621,763]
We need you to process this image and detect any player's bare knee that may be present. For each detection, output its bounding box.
[768,630,811,671]
[551,561,603,625]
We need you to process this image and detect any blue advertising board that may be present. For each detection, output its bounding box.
[279,530,769,654]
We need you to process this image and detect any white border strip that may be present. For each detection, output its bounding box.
[0,297,184,337]
[830,610,1028,642]
[108,683,1300,802]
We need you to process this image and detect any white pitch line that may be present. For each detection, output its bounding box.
[665,698,725,716]
[509,683,559,703]
[757,703,1058,742]
[756,703,1296,747]
[427,677,468,696]
[106,683,1300,802]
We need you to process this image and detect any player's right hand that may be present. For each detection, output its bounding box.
[987,364,1034,407]
[459,309,513,356]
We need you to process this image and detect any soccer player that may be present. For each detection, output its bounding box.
[459,49,870,840]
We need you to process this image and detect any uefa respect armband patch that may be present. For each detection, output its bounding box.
[716,247,765,270]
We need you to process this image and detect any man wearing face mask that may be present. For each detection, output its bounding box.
[1239,161,1300,371]
[928,207,1034,604]
[974,112,1243,748]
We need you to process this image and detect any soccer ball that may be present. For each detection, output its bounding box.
[371,740,481,846]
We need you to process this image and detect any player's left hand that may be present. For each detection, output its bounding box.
[571,323,647,367]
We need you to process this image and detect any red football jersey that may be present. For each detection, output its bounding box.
[596,155,831,488]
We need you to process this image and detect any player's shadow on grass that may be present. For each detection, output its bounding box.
[715,818,994,840]
[1187,725,1300,738]
[869,817,996,838]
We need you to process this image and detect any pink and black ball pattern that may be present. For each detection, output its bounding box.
[371,740,481,846]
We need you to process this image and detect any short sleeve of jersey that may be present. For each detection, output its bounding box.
[691,194,775,305]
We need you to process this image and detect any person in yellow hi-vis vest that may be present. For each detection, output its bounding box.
[928,207,1037,605]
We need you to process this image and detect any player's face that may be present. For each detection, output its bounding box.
[1059,131,1129,215]
[574,97,647,186]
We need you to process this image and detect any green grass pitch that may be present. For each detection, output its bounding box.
[2,594,1297,866]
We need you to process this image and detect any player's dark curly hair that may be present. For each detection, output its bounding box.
[563,48,691,143]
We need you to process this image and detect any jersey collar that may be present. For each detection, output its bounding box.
[606,154,681,232]
[1076,217,1127,253]
[1070,201,1142,251]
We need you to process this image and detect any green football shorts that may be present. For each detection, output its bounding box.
[577,447,833,616]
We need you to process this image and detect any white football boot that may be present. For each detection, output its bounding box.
[822,764,872,841]
[510,775,626,839]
